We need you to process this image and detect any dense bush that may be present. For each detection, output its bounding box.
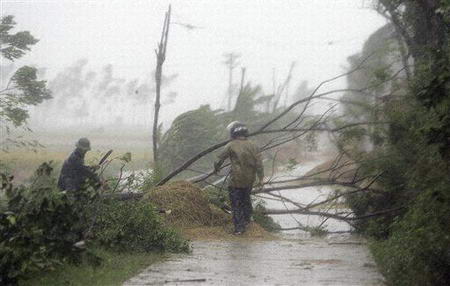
[0,167,89,285]
[252,201,281,232]
[342,88,450,285]
[93,199,189,252]
[0,162,189,285]
[343,95,450,285]
[205,185,230,211]
[336,2,450,284]
[371,186,450,285]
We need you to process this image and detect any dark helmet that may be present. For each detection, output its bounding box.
[76,137,91,151]
[227,121,248,138]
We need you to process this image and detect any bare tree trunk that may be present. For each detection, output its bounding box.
[153,5,171,165]
[271,62,295,112]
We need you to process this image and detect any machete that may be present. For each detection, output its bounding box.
[98,149,113,165]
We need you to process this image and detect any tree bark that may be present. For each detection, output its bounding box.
[153,5,171,165]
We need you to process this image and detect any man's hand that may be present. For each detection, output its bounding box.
[91,164,101,171]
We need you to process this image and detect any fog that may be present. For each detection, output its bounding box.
[2,0,386,131]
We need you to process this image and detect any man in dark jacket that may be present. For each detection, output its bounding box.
[58,138,100,192]
[214,122,264,235]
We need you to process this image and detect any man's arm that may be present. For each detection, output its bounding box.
[73,155,101,187]
[214,144,231,173]
[255,146,264,184]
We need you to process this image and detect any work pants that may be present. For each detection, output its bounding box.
[228,186,253,232]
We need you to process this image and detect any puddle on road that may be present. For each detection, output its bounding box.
[124,238,384,286]
[124,161,385,286]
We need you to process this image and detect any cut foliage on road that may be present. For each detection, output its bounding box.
[143,181,275,240]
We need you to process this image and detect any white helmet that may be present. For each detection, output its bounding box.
[226,121,240,132]
[227,121,248,138]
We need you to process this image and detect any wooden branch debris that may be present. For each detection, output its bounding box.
[155,63,367,185]
[152,30,413,188]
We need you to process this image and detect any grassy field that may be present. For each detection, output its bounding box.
[20,248,164,286]
[1,129,153,183]
[2,148,152,182]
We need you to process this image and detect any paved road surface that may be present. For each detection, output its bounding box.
[124,237,384,286]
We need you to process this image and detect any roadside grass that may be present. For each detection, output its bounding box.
[20,248,164,286]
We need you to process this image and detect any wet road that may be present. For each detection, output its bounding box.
[124,237,384,286]
[124,161,385,285]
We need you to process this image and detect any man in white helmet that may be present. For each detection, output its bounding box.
[214,122,264,235]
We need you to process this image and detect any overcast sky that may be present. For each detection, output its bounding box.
[1,0,386,123]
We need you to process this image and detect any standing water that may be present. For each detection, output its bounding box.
[261,160,352,237]
[124,160,385,286]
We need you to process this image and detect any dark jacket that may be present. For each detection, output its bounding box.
[214,137,264,188]
[57,149,100,191]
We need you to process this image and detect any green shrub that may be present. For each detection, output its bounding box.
[140,165,166,192]
[346,140,450,285]
[370,186,450,286]
[93,199,190,253]
[0,166,90,285]
[252,200,281,232]
[303,225,328,237]
[205,185,229,210]
[0,161,189,285]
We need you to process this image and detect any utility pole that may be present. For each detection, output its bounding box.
[223,52,240,111]
[153,5,171,165]
[232,67,246,118]
[270,68,276,112]
[283,62,296,107]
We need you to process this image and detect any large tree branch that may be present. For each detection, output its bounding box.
[156,53,379,186]
[252,180,380,195]
[258,52,377,132]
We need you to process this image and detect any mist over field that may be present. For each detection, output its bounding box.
[2,0,386,134]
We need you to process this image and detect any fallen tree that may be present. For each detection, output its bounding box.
[106,51,407,233]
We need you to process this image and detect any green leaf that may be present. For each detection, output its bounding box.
[7,215,16,225]
[120,152,132,163]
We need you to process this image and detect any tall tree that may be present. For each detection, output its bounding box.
[153,5,171,166]
[159,105,223,173]
[0,15,51,150]
[334,2,450,284]
[377,0,450,160]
